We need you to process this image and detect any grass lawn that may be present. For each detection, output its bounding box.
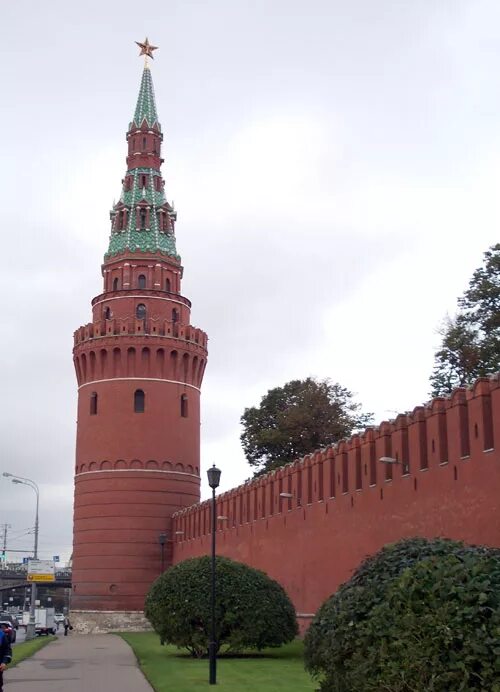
[11,635,56,667]
[120,632,316,691]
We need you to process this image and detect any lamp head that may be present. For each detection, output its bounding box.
[379,456,400,465]
[207,464,221,489]
[158,533,167,545]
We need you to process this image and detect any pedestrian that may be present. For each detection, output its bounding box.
[0,623,12,692]
[63,616,72,636]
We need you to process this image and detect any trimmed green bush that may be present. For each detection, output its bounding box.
[145,555,298,657]
[304,537,500,692]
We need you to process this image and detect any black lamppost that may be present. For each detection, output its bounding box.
[207,464,221,685]
[158,533,167,573]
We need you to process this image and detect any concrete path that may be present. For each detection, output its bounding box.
[6,633,153,691]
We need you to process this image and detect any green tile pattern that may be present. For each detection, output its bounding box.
[106,166,179,260]
[106,66,179,261]
[131,66,160,129]
[107,229,178,257]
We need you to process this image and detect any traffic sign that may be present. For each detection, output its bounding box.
[22,557,29,565]
[53,555,60,562]
[27,559,55,583]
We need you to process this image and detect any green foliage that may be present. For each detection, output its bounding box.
[240,377,372,476]
[145,556,298,657]
[430,243,500,396]
[304,537,500,692]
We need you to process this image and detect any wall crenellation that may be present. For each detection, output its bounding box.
[172,375,500,541]
[171,374,500,632]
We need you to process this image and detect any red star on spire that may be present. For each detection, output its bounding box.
[135,38,159,60]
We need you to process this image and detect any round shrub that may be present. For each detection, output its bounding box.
[145,555,298,657]
[304,537,500,692]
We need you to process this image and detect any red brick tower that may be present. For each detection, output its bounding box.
[72,47,207,624]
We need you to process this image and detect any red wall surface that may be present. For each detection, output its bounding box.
[72,249,208,611]
[172,376,500,632]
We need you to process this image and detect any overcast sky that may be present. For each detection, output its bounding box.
[1,0,500,563]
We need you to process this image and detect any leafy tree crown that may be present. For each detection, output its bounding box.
[240,377,372,476]
[430,243,500,396]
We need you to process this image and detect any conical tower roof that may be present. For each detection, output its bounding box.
[131,64,160,130]
[106,62,179,261]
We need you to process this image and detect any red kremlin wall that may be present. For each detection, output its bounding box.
[172,376,500,632]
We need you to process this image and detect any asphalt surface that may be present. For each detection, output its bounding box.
[6,633,153,691]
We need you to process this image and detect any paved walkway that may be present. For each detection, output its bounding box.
[6,633,153,691]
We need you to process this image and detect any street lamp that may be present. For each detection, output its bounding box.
[158,533,167,573]
[207,464,221,685]
[379,457,400,465]
[3,473,39,640]
[379,456,409,475]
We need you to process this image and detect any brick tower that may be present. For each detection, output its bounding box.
[72,45,207,626]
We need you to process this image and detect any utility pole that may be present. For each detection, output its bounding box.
[1,524,11,563]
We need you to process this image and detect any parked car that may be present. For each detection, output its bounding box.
[0,621,16,643]
[54,613,64,624]
[0,614,18,630]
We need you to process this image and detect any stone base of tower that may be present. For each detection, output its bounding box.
[70,610,152,634]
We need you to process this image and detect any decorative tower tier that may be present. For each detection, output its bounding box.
[72,44,208,619]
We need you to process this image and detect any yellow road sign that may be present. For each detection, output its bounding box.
[27,574,55,582]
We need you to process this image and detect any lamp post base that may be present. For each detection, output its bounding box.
[209,641,217,684]
[25,623,36,641]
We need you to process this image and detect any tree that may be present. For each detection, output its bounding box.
[430,243,500,396]
[304,537,500,692]
[145,555,298,657]
[240,377,372,476]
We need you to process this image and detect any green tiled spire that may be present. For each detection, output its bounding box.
[132,65,159,129]
[106,167,180,260]
[105,65,179,261]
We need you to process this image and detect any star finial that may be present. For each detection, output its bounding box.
[135,37,158,62]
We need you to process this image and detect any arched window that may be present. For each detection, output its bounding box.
[142,136,147,151]
[172,308,179,323]
[113,277,119,291]
[104,306,111,320]
[141,174,147,188]
[180,394,188,418]
[165,278,171,292]
[136,303,146,319]
[138,274,146,289]
[90,392,98,415]
[118,210,124,230]
[134,389,145,413]
[140,208,147,230]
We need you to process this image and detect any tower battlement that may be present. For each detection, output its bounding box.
[73,319,208,349]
